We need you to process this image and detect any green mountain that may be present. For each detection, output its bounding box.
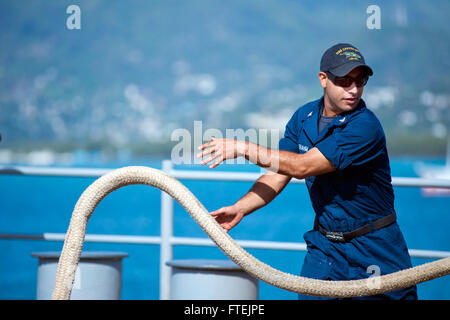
[0,0,449,158]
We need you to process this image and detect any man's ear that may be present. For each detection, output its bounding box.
[318,72,328,89]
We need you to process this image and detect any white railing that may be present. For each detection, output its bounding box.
[1,160,450,299]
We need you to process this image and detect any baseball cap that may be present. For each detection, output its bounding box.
[320,43,373,77]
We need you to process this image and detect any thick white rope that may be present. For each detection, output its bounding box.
[52,166,450,300]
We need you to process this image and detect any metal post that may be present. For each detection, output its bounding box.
[160,160,174,300]
[166,259,259,300]
[32,251,128,300]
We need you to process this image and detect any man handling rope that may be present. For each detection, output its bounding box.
[197,43,417,300]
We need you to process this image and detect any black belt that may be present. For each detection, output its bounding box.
[315,211,396,242]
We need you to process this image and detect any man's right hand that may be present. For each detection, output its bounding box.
[210,172,292,232]
[210,205,245,232]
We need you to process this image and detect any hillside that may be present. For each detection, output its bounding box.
[0,0,449,160]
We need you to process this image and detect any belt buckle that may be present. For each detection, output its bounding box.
[325,231,345,242]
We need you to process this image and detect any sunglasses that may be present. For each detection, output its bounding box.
[326,72,369,88]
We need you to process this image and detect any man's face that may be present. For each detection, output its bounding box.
[319,66,367,116]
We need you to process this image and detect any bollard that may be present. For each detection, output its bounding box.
[31,251,128,300]
[166,259,259,300]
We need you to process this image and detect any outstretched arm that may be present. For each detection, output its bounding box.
[210,171,291,232]
[197,138,335,179]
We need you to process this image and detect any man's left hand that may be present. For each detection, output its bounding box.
[196,137,247,169]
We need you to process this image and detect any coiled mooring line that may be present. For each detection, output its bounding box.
[52,166,450,299]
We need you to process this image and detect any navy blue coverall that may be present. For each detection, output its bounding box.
[279,97,417,300]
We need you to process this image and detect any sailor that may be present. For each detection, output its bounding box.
[197,43,417,299]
